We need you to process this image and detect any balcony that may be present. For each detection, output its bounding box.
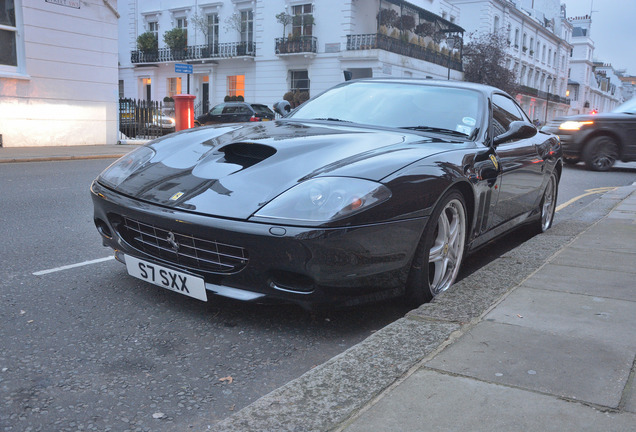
[275,36,318,56]
[131,42,256,64]
[346,33,462,72]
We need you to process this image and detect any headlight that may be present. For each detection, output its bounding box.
[98,146,155,188]
[253,177,391,224]
[559,120,594,131]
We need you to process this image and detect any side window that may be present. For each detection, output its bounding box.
[210,104,225,115]
[237,105,252,115]
[492,94,524,138]
[222,105,238,114]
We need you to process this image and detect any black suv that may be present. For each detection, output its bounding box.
[542,97,636,171]
[195,102,275,126]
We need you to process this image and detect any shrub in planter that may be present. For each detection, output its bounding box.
[137,31,158,52]
[163,28,187,54]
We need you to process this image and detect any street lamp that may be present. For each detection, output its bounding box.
[544,76,553,124]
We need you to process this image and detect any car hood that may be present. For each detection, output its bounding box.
[108,121,463,219]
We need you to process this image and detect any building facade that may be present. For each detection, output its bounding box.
[117,0,465,115]
[566,15,622,115]
[447,0,572,124]
[0,0,119,147]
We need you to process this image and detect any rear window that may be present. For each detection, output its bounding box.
[251,104,274,117]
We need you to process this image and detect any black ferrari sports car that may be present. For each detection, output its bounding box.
[92,79,562,309]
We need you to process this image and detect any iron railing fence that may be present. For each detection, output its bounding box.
[119,99,174,139]
[275,36,318,55]
[131,42,256,64]
[346,33,463,72]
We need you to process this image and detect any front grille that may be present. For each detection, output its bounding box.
[117,217,248,274]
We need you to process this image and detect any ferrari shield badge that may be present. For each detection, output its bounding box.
[489,154,499,171]
[170,192,184,201]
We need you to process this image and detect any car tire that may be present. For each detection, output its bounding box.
[583,135,619,171]
[405,190,467,305]
[531,170,558,234]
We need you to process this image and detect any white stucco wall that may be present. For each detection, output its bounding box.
[0,0,119,147]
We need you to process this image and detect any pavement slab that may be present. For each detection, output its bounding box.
[551,246,636,274]
[426,321,633,408]
[485,287,636,350]
[522,263,636,301]
[341,369,636,432]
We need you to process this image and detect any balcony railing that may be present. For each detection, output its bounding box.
[519,85,570,105]
[131,42,256,64]
[347,33,462,72]
[275,36,318,55]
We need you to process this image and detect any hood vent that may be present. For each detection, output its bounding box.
[219,143,276,169]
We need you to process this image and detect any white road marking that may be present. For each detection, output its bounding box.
[33,256,115,276]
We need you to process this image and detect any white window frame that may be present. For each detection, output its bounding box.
[0,0,27,78]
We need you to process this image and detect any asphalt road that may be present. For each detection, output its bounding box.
[1,159,635,431]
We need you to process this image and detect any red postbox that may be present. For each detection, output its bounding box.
[173,94,196,131]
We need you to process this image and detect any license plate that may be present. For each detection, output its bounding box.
[125,255,207,301]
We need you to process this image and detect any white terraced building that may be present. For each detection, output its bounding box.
[117,0,466,116]
[447,0,573,124]
[0,0,119,147]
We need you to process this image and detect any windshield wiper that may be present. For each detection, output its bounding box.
[401,126,469,137]
[311,117,353,123]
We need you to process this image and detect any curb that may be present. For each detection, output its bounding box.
[205,185,634,432]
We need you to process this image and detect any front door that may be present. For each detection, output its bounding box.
[202,83,209,114]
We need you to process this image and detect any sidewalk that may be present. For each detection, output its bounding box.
[0,143,140,163]
[210,185,636,431]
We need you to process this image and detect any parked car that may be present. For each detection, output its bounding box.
[148,113,176,136]
[195,102,275,126]
[91,79,561,310]
[542,97,636,171]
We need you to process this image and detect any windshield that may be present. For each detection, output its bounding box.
[289,81,482,138]
[612,97,636,114]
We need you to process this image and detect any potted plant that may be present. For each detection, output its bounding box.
[136,31,158,61]
[276,12,293,38]
[163,28,187,60]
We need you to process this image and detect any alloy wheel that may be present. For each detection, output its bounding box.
[428,198,466,296]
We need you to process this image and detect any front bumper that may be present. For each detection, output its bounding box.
[91,181,426,309]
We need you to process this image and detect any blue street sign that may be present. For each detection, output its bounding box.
[175,63,193,74]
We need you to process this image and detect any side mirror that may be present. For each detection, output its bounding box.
[273,100,291,117]
[493,120,537,146]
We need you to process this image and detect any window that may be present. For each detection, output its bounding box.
[529,37,533,55]
[514,28,519,47]
[548,48,552,65]
[492,94,526,139]
[290,70,309,93]
[542,44,546,62]
[493,16,499,33]
[292,4,313,36]
[240,10,253,44]
[0,0,23,74]
[522,33,527,50]
[167,77,182,97]
[177,17,187,41]
[207,13,219,46]
[227,74,245,98]
[119,80,124,99]
[148,21,159,39]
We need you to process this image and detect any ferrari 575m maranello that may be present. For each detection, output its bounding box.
[91,79,562,309]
